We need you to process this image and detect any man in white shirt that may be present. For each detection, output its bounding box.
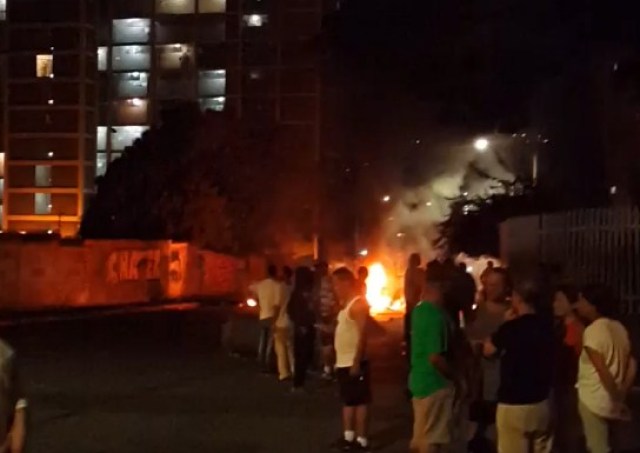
[249,264,283,372]
[574,284,637,453]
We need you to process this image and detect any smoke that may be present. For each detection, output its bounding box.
[380,134,516,261]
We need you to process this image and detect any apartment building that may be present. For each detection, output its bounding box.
[0,0,324,235]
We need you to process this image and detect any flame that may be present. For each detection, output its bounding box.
[365,262,405,315]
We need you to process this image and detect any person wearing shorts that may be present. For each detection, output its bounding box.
[333,267,372,452]
[409,266,455,453]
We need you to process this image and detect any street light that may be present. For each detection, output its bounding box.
[382,195,391,203]
[474,137,489,152]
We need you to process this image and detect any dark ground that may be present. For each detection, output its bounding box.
[3,307,640,453]
[2,308,412,453]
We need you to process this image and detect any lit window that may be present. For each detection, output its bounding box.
[111,126,148,151]
[198,69,226,96]
[0,0,6,21]
[96,153,108,177]
[97,47,108,71]
[0,152,4,179]
[243,14,267,27]
[96,126,107,150]
[36,54,53,78]
[35,165,52,187]
[199,97,225,112]
[156,0,195,14]
[35,193,52,215]
[47,151,54,158]
[610,186,618,195]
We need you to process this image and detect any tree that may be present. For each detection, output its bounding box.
[81,103,281,253]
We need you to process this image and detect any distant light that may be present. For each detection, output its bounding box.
[359,249,369,257]
[246,14,265,27]
[512,133,517,138]
[50,46,54,51]
[47,230,53,234]
[415,139,421,144]
[463,191,469,197]
[520,133,527,138]
[130,98,143,107]
[613,62,619,72]
[47,152,54,158]
[49,73,55,79]
[472,303,478,311]
[246,298,258,308]
[47,204,53,210]
[466,266,473,273]
[543,139,550,144]
[425,201,432,207]
[19,231,26,235]
[473,137,489,152]
[47,99,54,105]
[396,232,404,238]
[610,186,618,195]
[387,217,394,221]
[382,195,391,203]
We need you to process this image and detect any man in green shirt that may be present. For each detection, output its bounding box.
[409,268,454,453]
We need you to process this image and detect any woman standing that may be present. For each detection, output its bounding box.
[287,267,317,391]
[483,277,555,453]
[552,285,584,452]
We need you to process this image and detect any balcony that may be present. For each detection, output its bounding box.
[156,0,195,14]
[110,125,149,151]
[157,77,196,100]
[113,72,149,98]
[112,45,151,72]
[157,44,194,72]
[112,18,151,44]
[113,99,148,125]
[199,0,225,13]
[198,70,225,96]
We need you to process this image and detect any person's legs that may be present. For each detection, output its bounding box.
[293,329,308,388]
[273,328,291,380]
[411,388,454,453]
[355,404,369,441]
[525,400,553,453]
[286,327,295,376]
[496,404,529,453]
[579,400,611,453]
[257,320,268,366]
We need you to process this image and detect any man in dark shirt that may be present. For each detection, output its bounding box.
[483,279,554,453]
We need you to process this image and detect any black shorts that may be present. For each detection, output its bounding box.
[336,361,371,407]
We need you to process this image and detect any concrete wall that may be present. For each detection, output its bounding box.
[0,238,245,311]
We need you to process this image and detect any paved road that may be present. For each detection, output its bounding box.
[4,309,640,453]
[3,309,412,453]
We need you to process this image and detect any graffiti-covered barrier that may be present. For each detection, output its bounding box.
[0,239,245,311]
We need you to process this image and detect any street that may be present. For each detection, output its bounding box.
[3,309,412,453]
[4,308,640,453]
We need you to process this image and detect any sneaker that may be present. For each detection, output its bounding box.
[352,442,371,452]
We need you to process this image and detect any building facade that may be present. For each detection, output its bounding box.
[0,0,324,235]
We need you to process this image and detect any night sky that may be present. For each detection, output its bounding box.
[324,0,640,207]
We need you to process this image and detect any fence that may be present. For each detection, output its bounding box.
[500,206,640,314]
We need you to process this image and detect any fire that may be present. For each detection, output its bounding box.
[365,262,405,315]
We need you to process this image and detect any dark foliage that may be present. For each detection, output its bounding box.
[81,103,280,253]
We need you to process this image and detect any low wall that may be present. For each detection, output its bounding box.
[0,238,246,311]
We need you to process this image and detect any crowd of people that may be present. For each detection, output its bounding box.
[406,258,637,453]
[2,256,635,453]
[250,256,638,453]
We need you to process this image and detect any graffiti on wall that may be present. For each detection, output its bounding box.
[106,249,161,283]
